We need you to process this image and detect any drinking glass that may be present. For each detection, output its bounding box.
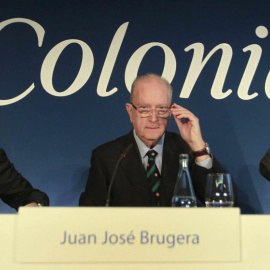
[205,173,234,207]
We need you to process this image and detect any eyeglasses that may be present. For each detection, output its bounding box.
[131,103,171,118]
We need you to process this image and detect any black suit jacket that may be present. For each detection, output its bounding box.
[0,148,49,210]
[79,131,226,207]
[259,149,270,181]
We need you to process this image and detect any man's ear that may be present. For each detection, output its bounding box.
[125,103,133,123]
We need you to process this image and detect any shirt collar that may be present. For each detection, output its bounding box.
[133,129,164,159]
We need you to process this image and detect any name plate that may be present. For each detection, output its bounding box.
[15,207,241,263]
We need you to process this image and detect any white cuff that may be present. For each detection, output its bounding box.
[196,156,213,169]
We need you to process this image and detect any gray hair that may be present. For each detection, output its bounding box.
[130,73,172,103]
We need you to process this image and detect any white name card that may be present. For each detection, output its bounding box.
[15,207,241,263]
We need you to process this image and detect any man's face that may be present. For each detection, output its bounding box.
[126,76,171,148]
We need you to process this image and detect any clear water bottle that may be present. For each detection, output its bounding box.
[172,154,197,207]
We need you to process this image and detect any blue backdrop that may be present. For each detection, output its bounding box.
[1,0,270,213]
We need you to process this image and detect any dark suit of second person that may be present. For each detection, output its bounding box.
[259,149,270,181]
[0,148,49,210]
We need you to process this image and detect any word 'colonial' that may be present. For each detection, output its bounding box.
[0,18,269,106]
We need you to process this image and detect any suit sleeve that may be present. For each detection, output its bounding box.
[189,155,227,206]
[0,149,49,210]
[189,154,239,207]
[259,149,270,181]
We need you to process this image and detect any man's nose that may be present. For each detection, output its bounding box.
[149,109,158,122]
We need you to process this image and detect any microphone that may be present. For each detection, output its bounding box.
[105,144,133,207]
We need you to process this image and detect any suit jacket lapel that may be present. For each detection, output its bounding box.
[119,132,151,204]
[160,133,180,206]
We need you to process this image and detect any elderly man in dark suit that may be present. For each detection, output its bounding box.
[79,73,225,207]
[0,148,49,210]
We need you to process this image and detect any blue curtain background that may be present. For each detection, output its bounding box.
[1,0,270,213]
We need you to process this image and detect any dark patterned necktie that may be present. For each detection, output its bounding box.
[146,150,161,204]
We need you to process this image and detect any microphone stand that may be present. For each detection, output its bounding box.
[105,144,133,207]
